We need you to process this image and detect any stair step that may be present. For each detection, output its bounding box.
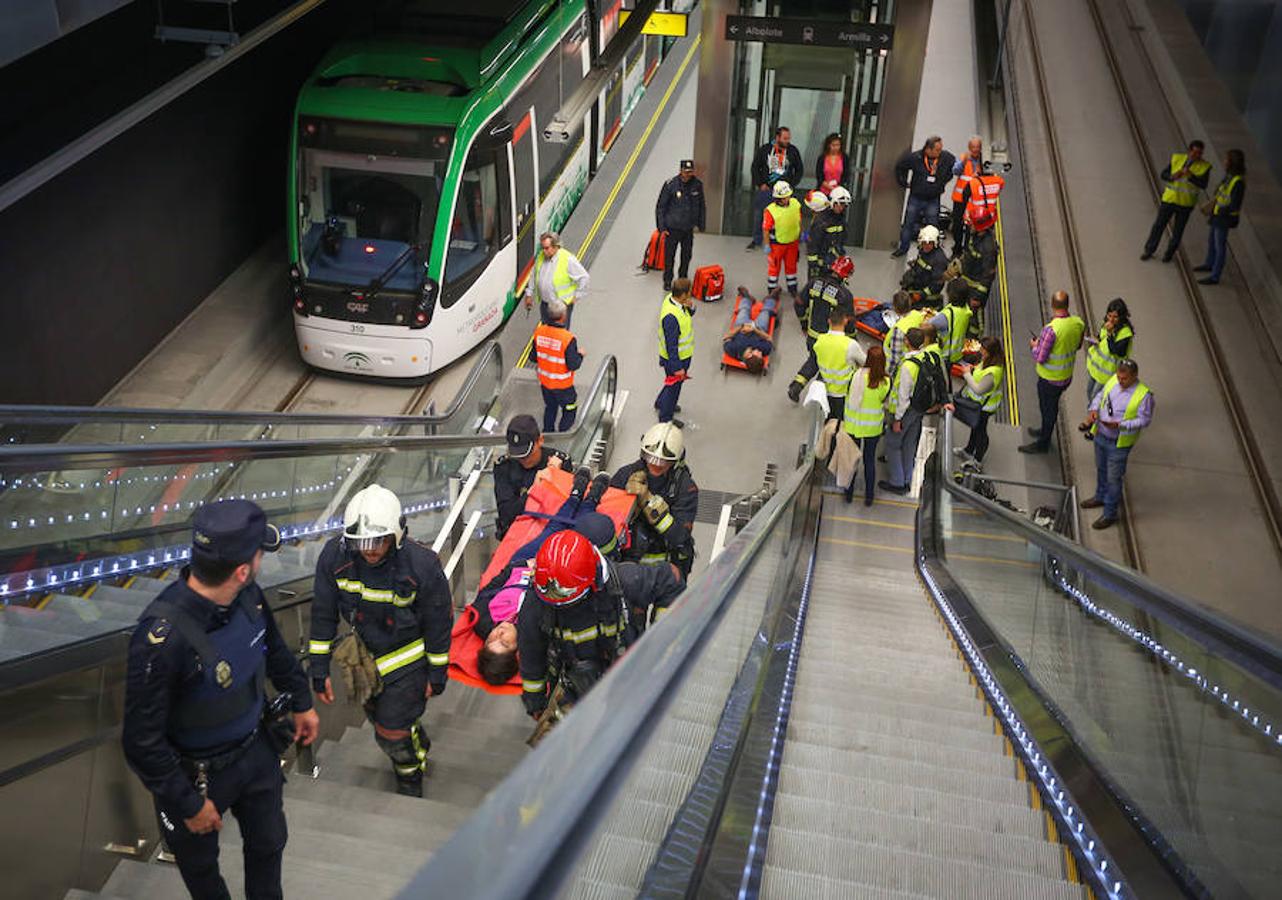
[217,811,429,882]
[763,826,1084,900]
[285,776,472,827]
[315,742,495,808]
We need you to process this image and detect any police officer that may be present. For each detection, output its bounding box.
[309,485,453,798]
[123,500,318,900]
[796,255,856,350]
[900,225,948,306]
[610,423,699,578]
[518,530,631,719]
[788,307,857,422]
[804,188,848,280]
[493,414,572,538]
[655,279,695,423]
[655,159,706,292]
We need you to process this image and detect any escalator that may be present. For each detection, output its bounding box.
[4,380,1281,898]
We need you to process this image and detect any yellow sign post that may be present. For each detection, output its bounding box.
[619,10,689,38]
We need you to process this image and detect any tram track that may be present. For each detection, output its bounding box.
[1014,0,1282,572]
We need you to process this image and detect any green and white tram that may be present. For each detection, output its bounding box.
[287,0,670,378]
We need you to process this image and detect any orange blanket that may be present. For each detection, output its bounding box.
[447,467,636,694]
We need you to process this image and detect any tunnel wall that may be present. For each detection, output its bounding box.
[0,5,354,405]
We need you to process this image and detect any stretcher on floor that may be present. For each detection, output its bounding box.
[852,301,979,375]
[447,467,636,695]
[720,290,777,374]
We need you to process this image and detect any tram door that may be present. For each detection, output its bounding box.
[511,107,539,285]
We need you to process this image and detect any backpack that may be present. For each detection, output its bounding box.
[907,350,948,412]
[641,230,666,271]
[691,264,724,302]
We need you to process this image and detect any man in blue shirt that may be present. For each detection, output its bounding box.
[722,287,776,375]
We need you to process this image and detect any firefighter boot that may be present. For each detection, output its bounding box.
[375,723,430,797]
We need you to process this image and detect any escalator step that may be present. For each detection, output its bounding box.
[785,711,1006,755]
[781,731,1015,781]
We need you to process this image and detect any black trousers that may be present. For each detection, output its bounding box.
[541,385,578,432]
[157,734,286,900]
[364,666,429,730]
[1143,202,1193,258]
[950,207,967,255]
[663,229,694,287]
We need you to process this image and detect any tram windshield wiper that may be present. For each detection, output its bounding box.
[364,242,424,302]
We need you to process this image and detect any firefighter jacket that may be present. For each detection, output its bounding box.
[309,537,453,692]
[796,273,855,342]
[805,209,846,268]
[900,246,949,300]
[609,459,699,572]
[517,564,629,714]
[962,230,999,298]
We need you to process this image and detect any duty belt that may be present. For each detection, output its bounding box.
[179,728,259,779]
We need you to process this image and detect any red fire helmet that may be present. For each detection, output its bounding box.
[532,530,598,607]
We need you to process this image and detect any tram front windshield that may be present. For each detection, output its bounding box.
[296,120,452,291]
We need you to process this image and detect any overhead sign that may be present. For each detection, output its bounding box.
[724,16,894,50]
[619,10,689,38]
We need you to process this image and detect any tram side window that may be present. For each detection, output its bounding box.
[442,149,502,307]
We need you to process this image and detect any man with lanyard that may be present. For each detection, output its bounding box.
[787,307,859,423]
[532,297,584,432]
[655,159,706,292]
[523,231,589,326]
[493,415,572,539]
[309,485,453,798]
[795,255,856,350]
[1080,359,1154,530]
[655,279,696,423]
[892,136,956,257]
[950,136,984,254]
[749,126,804,250]
[123,500,319,900]
[1142,140,1211,263]
[611,423,699,579]
[1020,291,1086,454]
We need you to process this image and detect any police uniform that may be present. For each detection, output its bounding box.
[308,535,452,791]
[122,501,312,900]
[609,460,699,577]
[493,418,573,539]
[795,272,855,349]
[655,162,706,290]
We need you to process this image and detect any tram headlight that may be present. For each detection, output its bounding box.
[410,278,438,330]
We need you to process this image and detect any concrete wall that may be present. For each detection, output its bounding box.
[0,4,354,405]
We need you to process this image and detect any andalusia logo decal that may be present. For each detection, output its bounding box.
[343,351,372,371]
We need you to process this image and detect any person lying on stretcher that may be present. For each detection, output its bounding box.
[722,286,777,374]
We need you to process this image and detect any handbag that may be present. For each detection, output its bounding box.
[262,692,297,756]
[952,392,983,429]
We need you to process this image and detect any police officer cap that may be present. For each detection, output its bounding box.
[680,159,695,172]
[191,499,281,564]
[506,414,541,459]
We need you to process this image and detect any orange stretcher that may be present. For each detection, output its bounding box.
[851,298,977,376]
[447,467,636,695]
[720,290,777,374]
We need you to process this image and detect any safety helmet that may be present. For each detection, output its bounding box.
[830,256,855,280]
[772,181,793,199]
[970,207,997,232]
[533,530,598,607]
[640,422,684,466]
[828,186,852,205]
[917,224,940,244]
[344,484,405,550]
[805,190,829,213]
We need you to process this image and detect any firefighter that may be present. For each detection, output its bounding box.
[610,423,699,578]
[900,225,948,306]
[805,189,848,281]
[309,485,453,798]
[518,530,630,718]
[961,206,1000,318]
[796,255,856,350]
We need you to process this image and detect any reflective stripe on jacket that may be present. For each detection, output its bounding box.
[1092,376,1152,449]
[814,331,854,397]
[1160,153,1211,207]
[657,294,694,361]
[764,198,802,245]
[965,173,1004,221]
[534,323,576,389]
[951,156,980,203]
[842,370,891,437]
[942,305,973,364]
[961,364,1005,413]
[1086,323,1134,386]
[1035,316,1085,382]
[1213,175,1243,219]
[533,249,579,303]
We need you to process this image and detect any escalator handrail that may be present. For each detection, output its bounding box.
[0,356,617,476]
[0,342,504,428]
[938,412,1282,689]
[397,410,825,900]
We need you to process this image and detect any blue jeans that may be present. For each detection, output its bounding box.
[734,293,777,329]
[1092,433,1131,518]
[844,433,881,502]
[1201,222,1229,281]
[750,188,773,245]
[898,195,940,253]
[885,409,922,488]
